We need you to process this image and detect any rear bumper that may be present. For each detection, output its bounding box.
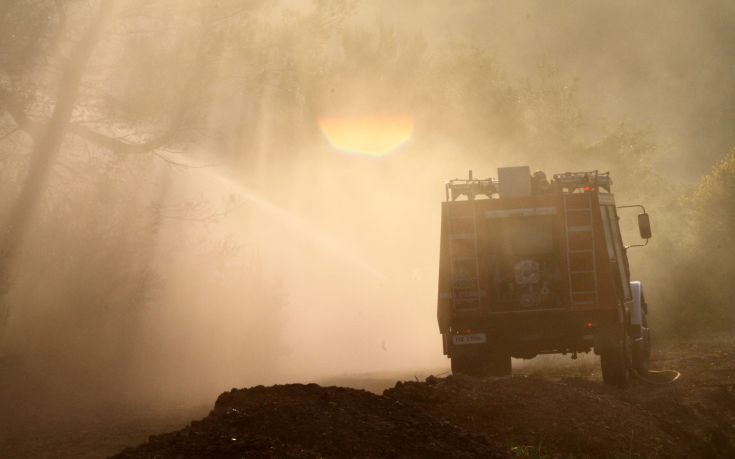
[443,308,621,359]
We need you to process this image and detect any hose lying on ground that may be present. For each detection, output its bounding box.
[635,369,682,385]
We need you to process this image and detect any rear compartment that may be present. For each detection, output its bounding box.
[437,169,624,360]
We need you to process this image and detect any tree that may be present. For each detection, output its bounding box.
[654,149,735,334]
[0,0,115,331]
[0,0,238,333]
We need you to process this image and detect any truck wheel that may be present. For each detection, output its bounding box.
[600,337,632,388]
[451,355,484,376]
[632,311,651,374]
[486,352,512,377]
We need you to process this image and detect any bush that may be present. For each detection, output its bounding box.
[658,150,735,334]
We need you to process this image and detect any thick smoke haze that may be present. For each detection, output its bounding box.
[367,0,735,179]
[1,0,733,418]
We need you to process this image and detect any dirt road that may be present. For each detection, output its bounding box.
[2,334,734,458]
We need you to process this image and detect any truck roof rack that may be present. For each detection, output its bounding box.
[445,169,613,201]
[552,171,612,193]
[445,171,498,201]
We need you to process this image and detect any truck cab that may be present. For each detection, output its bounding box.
[437,167,652,387]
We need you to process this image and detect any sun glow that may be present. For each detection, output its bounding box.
[318,114,414,157]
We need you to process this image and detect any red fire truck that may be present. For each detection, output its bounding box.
[437,167,652,387]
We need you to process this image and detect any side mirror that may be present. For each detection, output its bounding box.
[638,213,652,240]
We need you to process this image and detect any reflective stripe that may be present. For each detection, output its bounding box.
[485,207,556,218]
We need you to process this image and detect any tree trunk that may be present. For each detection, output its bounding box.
[0,0,114,336]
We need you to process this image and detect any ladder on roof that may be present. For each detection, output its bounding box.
[447,201,482,311]
[563,192,599,307]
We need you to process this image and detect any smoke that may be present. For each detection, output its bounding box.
[1,0,733,421]
[362,0,735,179]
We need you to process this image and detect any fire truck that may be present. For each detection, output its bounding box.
[437,167,652,387]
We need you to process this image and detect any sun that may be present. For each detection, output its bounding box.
[318,114,414,157]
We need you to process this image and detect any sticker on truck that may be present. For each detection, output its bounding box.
[452,333,487,345]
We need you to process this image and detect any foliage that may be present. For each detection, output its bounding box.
[657,150,735,333]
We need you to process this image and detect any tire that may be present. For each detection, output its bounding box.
[451,355,484,376]
[486,351,512,377]
[632,311,651,374]
[600,336,632,388]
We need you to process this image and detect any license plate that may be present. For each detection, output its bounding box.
[452,333,487,345]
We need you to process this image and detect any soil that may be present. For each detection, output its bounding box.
[3,334,735,458]
[113,384,503,458]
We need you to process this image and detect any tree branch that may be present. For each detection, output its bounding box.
[1,86,181,157]
[153,150,214,169]
[0,87,181,157]
[68,122,175,155]
[0,88,42,139]
[0,128,18,142]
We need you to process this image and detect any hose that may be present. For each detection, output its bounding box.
[635,368,681,385]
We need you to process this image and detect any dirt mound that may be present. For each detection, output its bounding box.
[385,374,673,457]
[113,383,505,458]
[379,336,735,459]
[6,336,735,458]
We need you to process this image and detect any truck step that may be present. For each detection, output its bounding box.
[567,225,593,232]
[449,233,475,240]
[452,256,478,262]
